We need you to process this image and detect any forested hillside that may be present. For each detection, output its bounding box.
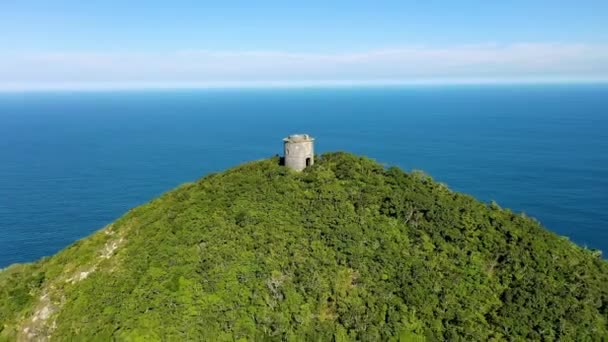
[1,153,606,341]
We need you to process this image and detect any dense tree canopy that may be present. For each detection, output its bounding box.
[1,153,607,341]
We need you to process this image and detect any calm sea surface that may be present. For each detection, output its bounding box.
[1,85,607,267]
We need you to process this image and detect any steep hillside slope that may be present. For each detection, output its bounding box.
[1,153,607,341]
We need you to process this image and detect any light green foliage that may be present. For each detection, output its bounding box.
[0,152,606,340]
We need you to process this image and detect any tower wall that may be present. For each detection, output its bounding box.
[283,134,314,171]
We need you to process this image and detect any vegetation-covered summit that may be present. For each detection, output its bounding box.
[1,153,607,341]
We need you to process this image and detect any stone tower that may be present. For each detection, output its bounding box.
[283,134,314,171]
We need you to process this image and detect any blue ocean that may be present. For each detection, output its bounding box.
[1,84,607,267]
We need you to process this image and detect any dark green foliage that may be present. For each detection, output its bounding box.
[1,152,606,341]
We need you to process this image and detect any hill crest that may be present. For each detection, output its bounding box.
[1,153,606,341]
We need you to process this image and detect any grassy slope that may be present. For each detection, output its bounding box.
[1,153,606,341]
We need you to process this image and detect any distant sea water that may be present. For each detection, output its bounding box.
[1,84,607,267]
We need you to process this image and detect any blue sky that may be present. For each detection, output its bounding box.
[2,1,608,89]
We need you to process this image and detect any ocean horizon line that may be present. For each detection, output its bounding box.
[2,78,608,93]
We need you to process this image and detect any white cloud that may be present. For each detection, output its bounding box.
[1,43,608,90]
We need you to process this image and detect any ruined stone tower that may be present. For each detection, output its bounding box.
[283,134,314,171]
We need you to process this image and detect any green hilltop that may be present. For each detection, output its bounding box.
[1,152,607,341]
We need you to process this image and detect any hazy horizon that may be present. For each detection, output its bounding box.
[2,78,608,93]
[2,2,608,90]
